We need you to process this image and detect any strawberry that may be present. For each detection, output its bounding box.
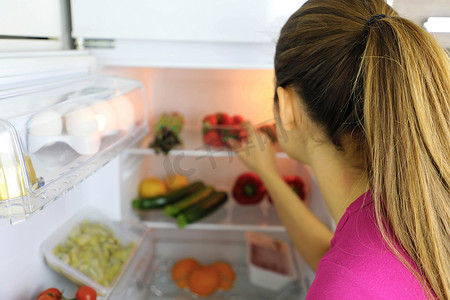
[202,114,218,135]
[217,113,233,125]
[232,115,244,125]
[203,114,218,126]
[203,130,223,147]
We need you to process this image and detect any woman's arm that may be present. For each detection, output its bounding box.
[231,123,333,271]
[259,170,333,271]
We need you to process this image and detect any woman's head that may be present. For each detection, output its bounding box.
[274,0,450,298]
[274,0,394,151]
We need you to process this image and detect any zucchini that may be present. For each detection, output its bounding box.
[164,186,215,217]
[176,191,228,228]
[132,181,205,210]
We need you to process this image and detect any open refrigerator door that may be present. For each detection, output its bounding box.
[0,53,148,225]
[0,52,150,299]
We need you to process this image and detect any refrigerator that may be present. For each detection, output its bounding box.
[0,1,447,299]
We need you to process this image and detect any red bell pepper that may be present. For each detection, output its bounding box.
[268,175,305,204]
[232,172,265,205]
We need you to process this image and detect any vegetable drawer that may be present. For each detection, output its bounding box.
[109,227,309,300]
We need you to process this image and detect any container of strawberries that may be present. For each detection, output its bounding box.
[202,112,245,148]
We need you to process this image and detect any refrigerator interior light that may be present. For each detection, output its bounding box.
[423,17,450,33]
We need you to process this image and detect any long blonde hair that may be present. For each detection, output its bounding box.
[274,0,450,298]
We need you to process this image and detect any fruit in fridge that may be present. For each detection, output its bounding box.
[202,130,223,147]
[37,288,62,300]
[202,112,245,147]
[171,258,201,288]
[75,286,97,300]
[138,177,167,198]
[211,261,236,291]
[217,112,233,125]
[187,266,221,297]
[165,174,189,191]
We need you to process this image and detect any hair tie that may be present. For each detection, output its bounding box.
[364,14,388,39]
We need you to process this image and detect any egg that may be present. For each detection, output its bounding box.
[109,95,135,132]
[65,106,98,137]
[89,100,117,134]
[56,102,79,115]
[28,110,63,136]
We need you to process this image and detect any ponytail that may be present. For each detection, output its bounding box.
[361,16,450,299]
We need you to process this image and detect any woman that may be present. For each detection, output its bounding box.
[231,0,450,298]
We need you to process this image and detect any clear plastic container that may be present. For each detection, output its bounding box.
[0,75,148,224]
[41,206,146,297]
[246,231,298,291]
[202,124,244,148]
[201,113,245,148]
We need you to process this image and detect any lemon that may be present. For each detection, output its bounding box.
[165,174,189,191]
[139,177,167,198]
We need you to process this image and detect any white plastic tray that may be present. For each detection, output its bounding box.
[246,231,297,291]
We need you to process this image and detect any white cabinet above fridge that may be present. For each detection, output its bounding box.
[0,0,71,51]
[70,0,303,69]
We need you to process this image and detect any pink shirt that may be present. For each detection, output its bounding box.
[306,191,430,299]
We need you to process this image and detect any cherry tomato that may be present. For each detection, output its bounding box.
[75,286,97,300]
[37,288,62,300]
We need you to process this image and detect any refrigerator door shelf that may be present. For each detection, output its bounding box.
[28,132,102,156]
[108,227,309,300]
[0,75,149,224]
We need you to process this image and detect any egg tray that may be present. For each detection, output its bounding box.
[27,127,123,156]
[28,133,103,156]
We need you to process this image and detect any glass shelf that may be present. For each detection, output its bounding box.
[0,75,148,224]
[127,164,314,232]
[121,152,314,233]
[134,197,286,232]
[126,131,289,158]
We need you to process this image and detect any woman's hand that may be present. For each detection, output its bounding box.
[230,122,277,176]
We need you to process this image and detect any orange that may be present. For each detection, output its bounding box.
[212,261,236,291]
[171,258,200,288]
[139,177,167,198]
[165,174,189,191]
[187,265,220,297]
[218,278,234,291]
